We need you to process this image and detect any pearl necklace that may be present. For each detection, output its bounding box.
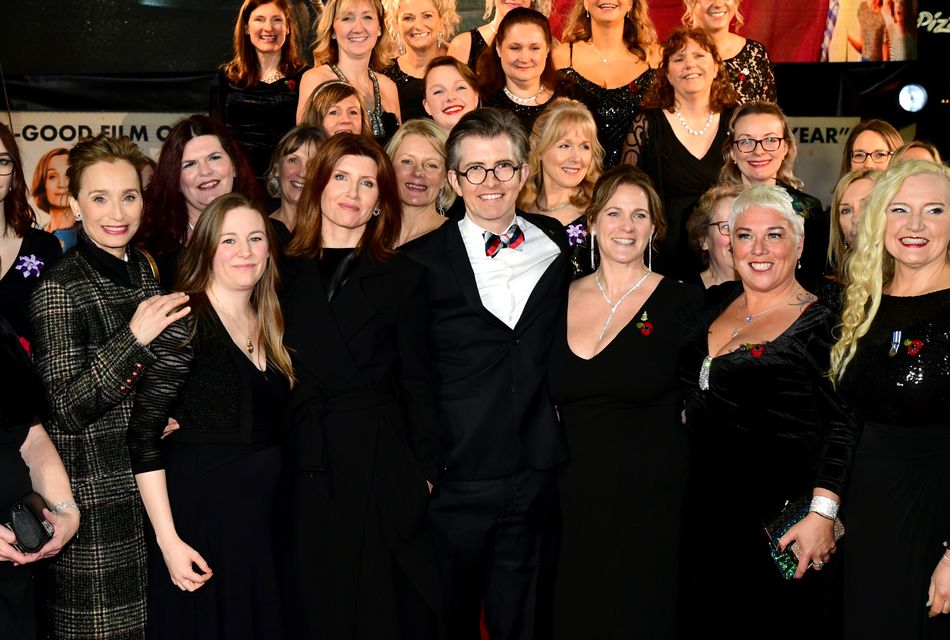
[504,85,545,106]
[594,271,650,342]
[261,69,284,84]
[674,107,715,136]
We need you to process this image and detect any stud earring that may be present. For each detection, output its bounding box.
[372,208,381,217]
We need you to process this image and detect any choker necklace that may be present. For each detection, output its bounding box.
[504,85,545,106]
[209,289,257,354]
[594,270,650,341]
[729,293,796,338]
[536,198,572,213]
[674,107,715,136]
[261,69,284,84]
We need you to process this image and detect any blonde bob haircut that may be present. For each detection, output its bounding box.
[382,0,460,53]
[175,192,295,386]
[385,118,456,211]
[826,168,880,279]
[519,98,604,212]
[831,160,950,382]
[313,0,392,70]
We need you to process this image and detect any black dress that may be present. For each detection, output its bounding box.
[213,68,308,181]
[724,39,777,105]
[839,290,950,639]
[127,309,289,639]
[561,43,656,169]
[467,28,489,71]
[780,181,829,292]
[382,59,427,123]
[482,80,569,136]
[327,64,399,146]
[623,108,731,281]
[679,281,858,638]
[558,214,593,280]
[549,277,702,638]
[0,228,62,346]
[0,314,48,640]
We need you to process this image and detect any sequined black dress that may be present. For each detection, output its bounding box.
[839,290,950,639]
[467,29,489,71]
[561,43,656,169]
[382,59,427,123]
[327,64,399,145]
[724,39,776,105]
[550,278,702,638]
[679,282,858,638]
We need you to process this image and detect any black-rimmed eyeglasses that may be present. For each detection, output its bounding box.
[733,137,784,153]
[0,157,15,177]
[708,221,730,236]
[850,150,893,164]
[455,162,520,185]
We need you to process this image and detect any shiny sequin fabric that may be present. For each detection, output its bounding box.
[381,59,426,122]
[724,39,777,104]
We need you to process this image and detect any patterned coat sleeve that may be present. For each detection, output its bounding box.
[29,277,156,434]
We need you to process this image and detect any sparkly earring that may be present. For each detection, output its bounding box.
[590,233,597,271]
[797,259,802,270]
[647,235,654,272]
[396,33,405,55]
[437,30,444,50]
[586,9,590,19]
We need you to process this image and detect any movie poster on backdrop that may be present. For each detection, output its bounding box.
[7,112,189,229]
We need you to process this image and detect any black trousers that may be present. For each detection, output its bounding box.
[427,463,559,640]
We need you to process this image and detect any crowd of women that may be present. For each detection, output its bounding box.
[1,0,948,639]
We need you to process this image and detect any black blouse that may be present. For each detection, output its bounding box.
[0,228,62,344]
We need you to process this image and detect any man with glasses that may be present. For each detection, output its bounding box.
[404,107,569,640]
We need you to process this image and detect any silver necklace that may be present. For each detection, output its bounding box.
[594,270,650,341]
[587,40,610,64]
[535,198,572,213]
[728,294,792,338]
[674,107,715,136]
[504,85,545,106]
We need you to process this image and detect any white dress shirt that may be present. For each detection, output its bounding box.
[458,214,559,329]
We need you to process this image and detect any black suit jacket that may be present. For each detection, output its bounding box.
[403,211,571,481]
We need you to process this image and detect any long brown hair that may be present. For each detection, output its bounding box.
[587,165,667,245]
[300,80,373,137]
[223,0,306,87]
[642,27,738,112]
[287,133,400,261]
[0,123,36,236]
[175,192,295,386]
[477,8,560,98]
[562,0,657,61]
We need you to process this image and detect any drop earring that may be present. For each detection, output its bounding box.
[590,233,597,271]
[396,33,405,55]
[647,235,653,272]
[437,30,444,50]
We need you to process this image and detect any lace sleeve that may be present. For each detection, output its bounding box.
[622,111,651,168]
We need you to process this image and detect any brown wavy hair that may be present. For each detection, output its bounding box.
[642,27,738,112]
[720,101,803,189]
[477,8,560,98]
[587,165,667,245]
[0,123,36,236]
[223,0,306,87]
[562,0,657,61]
[287,133,400,261]
[313,0,392,71]
[175,192,295,386]
[839,118,903,178]
[519,98,603,211]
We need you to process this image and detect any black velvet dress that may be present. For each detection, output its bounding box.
[560,43,656,169]
[679,281,858,638]
[839,290,950,639]
[550,278,702,638]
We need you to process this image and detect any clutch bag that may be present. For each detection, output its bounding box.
[763,496,845,580]
[5,492,54,553]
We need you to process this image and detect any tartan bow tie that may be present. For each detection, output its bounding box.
[484,224,525,258]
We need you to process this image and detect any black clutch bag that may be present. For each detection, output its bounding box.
[763,496,845,580]
[4,492,54,553]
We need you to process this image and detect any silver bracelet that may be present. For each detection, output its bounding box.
[809,495,839,520]
[52,502,80,514]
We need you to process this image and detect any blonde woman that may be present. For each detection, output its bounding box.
[296,0,401,142]
[381,0,460,121]
[831,160,950,638]
[827,168,880,282]
[519,97,604,278]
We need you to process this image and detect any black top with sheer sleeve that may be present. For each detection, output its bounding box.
[561,43,656,169]
[725,39,776,104]
[382,59,427,123]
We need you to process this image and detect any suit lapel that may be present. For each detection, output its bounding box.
[445,224,511,331]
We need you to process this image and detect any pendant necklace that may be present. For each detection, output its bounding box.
[674,106,715,136]
[209,289,257,354]
[728,293,792,338]
[587,40,610,64]
[504,84,545,106]
[594,271,650,341]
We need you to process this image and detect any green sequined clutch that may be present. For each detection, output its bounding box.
[763,496,845,580]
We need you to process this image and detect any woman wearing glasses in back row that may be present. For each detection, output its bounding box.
[839,118,903,178]
[720,101,829,291]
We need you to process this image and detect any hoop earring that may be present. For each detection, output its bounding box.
[372,208,381,217]
[590,233,597,271]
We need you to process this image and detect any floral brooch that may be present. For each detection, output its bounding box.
[15,255,44,278]
[566,223,587,247]
[636,311,653,336]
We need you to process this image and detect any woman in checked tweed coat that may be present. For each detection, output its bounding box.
[28,135,190,639]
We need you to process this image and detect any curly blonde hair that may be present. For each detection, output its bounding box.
[681,0,745,31]
[830,160,950,382]
[382,0,460,54]
[313,0,392,70]
[482,0,551,20]
[518,98,603,211]
[562,0,657,61]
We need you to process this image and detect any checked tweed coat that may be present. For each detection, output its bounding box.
[29,237,163,639]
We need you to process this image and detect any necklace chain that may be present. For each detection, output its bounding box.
[503,85,545,106]
[587,40,609,64]
[209,289,257,355]
[594,271,650,342]
[674,107,715,136]
[535,198,572,213]
[729,293,795,338]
